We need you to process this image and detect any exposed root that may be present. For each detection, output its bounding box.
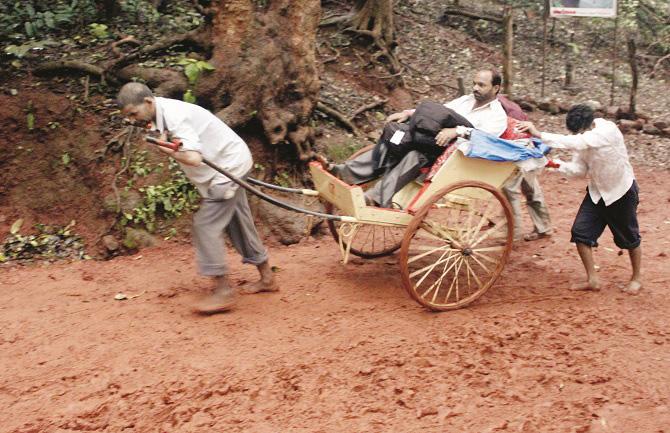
[350,98,388,120]
[316,102,361,136]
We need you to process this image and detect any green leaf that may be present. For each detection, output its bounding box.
[44,12,55,28]
[61,152,71,166]
[176,58,196,65]
[184,63,200,84]
[26,112,35,130]
[10,218,23,234]
[197,61,215,71]
[183,89,196,103]
[24,22,35,37]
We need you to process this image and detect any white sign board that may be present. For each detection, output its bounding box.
[550,0,617,18]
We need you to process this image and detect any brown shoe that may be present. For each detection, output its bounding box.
[193,290,237,314]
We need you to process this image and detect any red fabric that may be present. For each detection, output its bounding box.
[500,117,532,140]
[497,94,528,121]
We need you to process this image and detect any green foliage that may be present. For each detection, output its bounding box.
[183,89,197,104]
[176,58,215,105]
[0,0,97,41]
[120,0,160,24]
[273,171,292,188]
[120,159,199,233]
[61,152,71,166]
[177,58,216,85]
[1,220,88,262]
[324,139,363,163]
[88,23,110,40]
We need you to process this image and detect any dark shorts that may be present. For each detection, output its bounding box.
[570,181,641,249]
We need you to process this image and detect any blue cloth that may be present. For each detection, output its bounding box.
[463,129,551,162]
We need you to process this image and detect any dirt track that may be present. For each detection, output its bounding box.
[1,168,669,433]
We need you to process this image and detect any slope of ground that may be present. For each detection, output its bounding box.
[1,166,669,433]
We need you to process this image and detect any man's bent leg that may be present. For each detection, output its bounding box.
[623,246,642,294]
[365,151,427,208]
[521,170,552,239]
[224,189,278,294]
[502,172,524,240]
[569,191,607,291]
[192,195,238,313]
[572,243,601,291]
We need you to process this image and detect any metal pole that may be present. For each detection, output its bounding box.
[610,1,620,106]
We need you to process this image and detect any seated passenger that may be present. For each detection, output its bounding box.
[317,68,508,207]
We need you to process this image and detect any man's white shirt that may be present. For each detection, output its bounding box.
[404,94,508,138]
[153,97,253,198]
[540,118,635,206]
[444,94,508,138]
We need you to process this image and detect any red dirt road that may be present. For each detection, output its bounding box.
[1,168,669,433]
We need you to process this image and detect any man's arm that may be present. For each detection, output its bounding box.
[155,146,203,166]
[558,152,588,178]
[153,120,203,166]
[517,121,608,151]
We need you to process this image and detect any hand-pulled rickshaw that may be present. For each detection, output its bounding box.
[147,134,520,312]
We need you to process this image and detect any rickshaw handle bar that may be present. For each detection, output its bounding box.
[144,135,353,222]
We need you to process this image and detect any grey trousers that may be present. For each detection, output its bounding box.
[334,146,428,208]
[502,169,552,237]
[192,182,268,276]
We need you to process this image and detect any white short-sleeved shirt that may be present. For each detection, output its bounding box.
[152,97,253,198]
[541,118,635,206]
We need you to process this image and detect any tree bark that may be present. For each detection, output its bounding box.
[196,0,322,160]
[627,36,638,116]
[348,0,399,74]
[502,5,513,96]
[350,0,394,47]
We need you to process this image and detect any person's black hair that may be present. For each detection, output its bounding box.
[116,82,153,108]
[489,68,502,88]
[566,104,595,133]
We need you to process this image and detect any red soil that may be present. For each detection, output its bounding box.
[1,168,669,433]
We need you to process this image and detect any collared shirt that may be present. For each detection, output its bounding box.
[404,94,508,138]
[444,94,508,137]
[540,118,635,206]
[153,97,253,198]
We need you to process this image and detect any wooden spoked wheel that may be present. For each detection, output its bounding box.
[399,181,514,311]
[325,143,404,258]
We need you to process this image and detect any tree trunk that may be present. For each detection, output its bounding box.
[196,0,322,160]
[350,0,394,47]
[502,5,513,96]
[349,0,399,73]
[627,36,638,116]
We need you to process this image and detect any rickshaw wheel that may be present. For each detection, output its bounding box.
[325,202,404,258]
[325,144,404,258]
[399,181,513,311]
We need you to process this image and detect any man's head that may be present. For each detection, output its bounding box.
[472,69,501,103]
[116,82,156,126]
[566,104,595,134]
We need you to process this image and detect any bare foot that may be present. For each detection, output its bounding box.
[622,280,642,295]
[569,278,601,291]
[192,290,237,314]
[239,279,280,295]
